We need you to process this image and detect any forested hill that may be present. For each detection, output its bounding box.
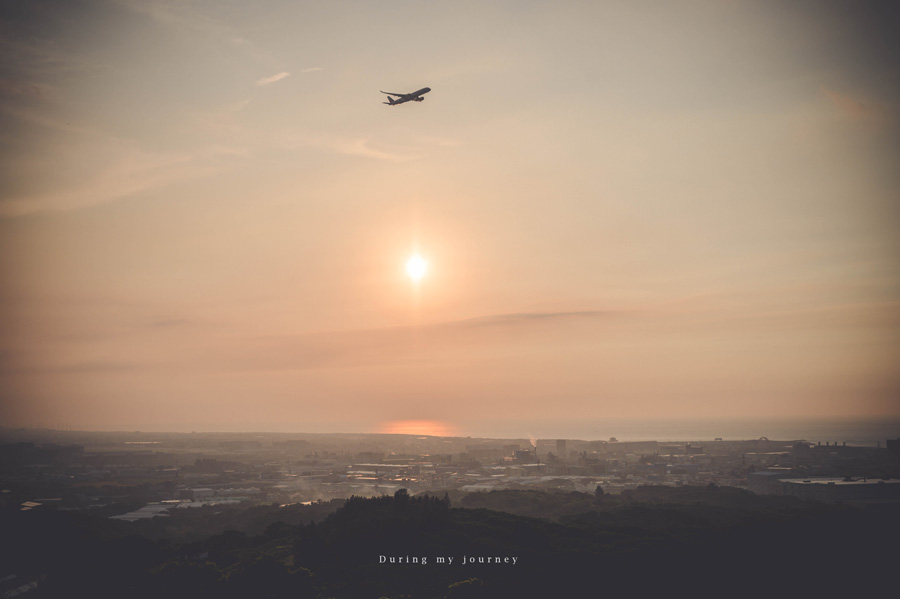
[3,487,897,598]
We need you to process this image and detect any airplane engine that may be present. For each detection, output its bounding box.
[415,97,424,101]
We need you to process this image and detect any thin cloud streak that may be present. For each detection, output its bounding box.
[255,71,290,86]
[454,310,621,328]
[328,137,425,162]
[822,87,875,118]
[0,309,626,376]
[0,142,240,217]
[8,298,891,377]
[219,310,629,373]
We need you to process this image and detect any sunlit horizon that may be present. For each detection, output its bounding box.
[378,420,458,438]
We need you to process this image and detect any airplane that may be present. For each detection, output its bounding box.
[381,87,431,105]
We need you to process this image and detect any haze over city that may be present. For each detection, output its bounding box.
[1,0,898,437]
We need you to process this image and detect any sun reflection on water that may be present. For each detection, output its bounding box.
[379,420,457,437]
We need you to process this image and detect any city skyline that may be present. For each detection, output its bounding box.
[1,0,898,435]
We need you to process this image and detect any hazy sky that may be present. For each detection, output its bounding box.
[1,0,898,436]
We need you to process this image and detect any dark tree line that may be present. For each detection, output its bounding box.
[3,486,898,598]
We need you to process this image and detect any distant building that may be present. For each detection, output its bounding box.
[110,503,174,522]
[514,450,537,464]
[218,440,262,451]
[791,442,812,461]
[887,439,899,457]
[750,473,900,503]
[781,478,900,503]
[748,471,794,495]
[274,439,309,448]
[357,452,384,462]
[190,488,215,501]
[466,447,506,462]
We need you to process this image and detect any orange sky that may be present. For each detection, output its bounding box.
[1,1,898,435]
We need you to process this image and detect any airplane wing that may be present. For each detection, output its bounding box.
[380,91,407,97]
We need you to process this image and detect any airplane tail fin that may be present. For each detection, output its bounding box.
[383,96,395,105]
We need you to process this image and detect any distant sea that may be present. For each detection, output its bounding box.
[457,418,900,446]
[5,418,898,448]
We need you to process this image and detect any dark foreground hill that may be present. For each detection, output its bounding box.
[2,486,897,598]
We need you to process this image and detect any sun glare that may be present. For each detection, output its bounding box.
[406,254,427,281]
[380,420,457,437]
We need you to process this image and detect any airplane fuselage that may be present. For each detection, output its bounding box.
[382,87,431,105]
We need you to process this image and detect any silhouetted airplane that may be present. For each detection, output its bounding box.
[381,87,431,105]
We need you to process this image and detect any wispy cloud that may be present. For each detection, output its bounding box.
[0,79,45,100]
[821,86,892,125]
[299,67,323,73]
[213,310,626,373]
[323,135,464,162]
[418,136,464,148]
[328,137,424,162]
[0,140,240,217]
[0,308,625,376]
[255,71,290,86]
[451,310,617,329]
[823,87,870,117]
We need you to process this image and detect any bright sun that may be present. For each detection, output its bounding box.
[406,254,427,281]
